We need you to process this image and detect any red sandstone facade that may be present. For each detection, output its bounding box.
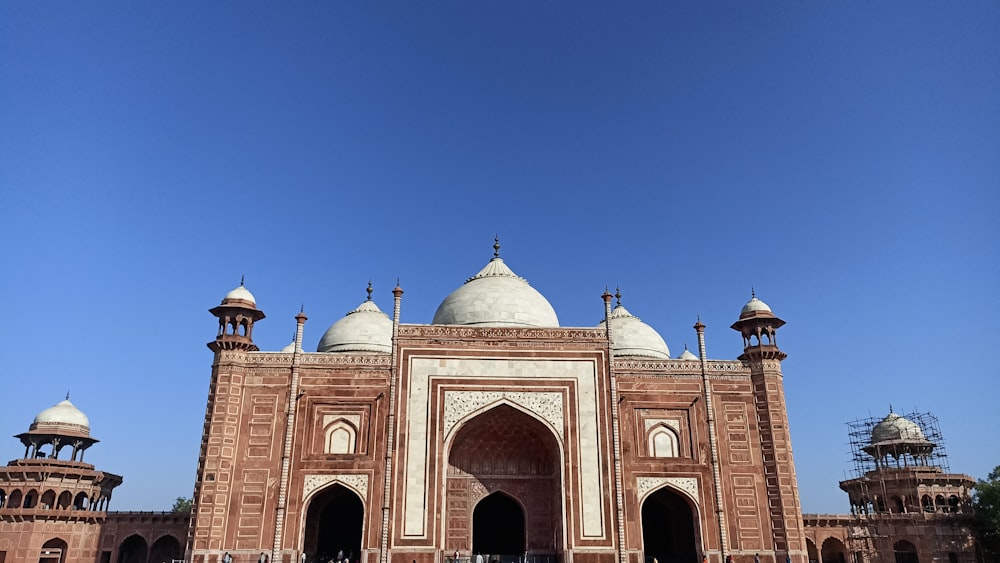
[187,261,806,563]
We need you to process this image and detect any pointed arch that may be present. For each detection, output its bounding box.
[444,396,565,449]
[302,482,365,563]
[324,418,359,455]
[647,424,680,458]
[640,485,698,563]
[40,537,68,563]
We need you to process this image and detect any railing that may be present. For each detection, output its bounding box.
[444,554,560,563]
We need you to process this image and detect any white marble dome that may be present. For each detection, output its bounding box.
[317,298,393,353]
[871,412,926,444]
[597,305,670,359]
[223,283,256,306]
[31,399,91,435]
[677,347,699,361]
[432,257,559,327]
[740,296,772,317]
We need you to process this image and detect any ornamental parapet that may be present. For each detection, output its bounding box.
[397,324,608,343]
[239,351,393,367]
[613,359,750,377]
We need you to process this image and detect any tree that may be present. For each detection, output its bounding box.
[974,466,1000,563]
[171,496,193,513]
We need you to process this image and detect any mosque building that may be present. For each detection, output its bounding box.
[0,244,978,563]
[189,243,802,563]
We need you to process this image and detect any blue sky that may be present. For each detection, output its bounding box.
[1,3,997,514]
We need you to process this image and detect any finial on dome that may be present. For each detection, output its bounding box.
[241,275,245,287]
[889,404,894,413]
[300,304,305,313]
[751,287,756,299]
[615,287,622,307]
[366,280,373,301]
[493,235,501,258]
[66,390,70,401]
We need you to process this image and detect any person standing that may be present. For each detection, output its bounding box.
[223,553,233,563]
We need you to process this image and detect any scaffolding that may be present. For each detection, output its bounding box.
[846,409,949,480]
[841,409,950,563]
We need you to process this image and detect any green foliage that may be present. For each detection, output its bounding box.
[974,466,1000,563]
[171,496,193,513]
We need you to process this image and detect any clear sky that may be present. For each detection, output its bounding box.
[1,2,997,515]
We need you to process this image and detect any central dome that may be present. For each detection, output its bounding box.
[432,257,559,327]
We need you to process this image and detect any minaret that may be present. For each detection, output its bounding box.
[730,292,804,563]
[208,278,266,352]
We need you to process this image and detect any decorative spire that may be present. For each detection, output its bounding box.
[493,235,501,258]
[240,275,245,287]
[366,280,373,301]
[615,287,622,307]
[751,287,756,299]
[300,304,305,313]
[66,390,70,401]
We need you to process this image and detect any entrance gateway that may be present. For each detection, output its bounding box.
[448,404,562,559]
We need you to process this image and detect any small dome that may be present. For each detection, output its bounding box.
[317,298,393,354]
[677,346,699,361]
[740,296,771,317]
[31,399,91,436]
[280,340,298,353]
[597,305,670,359]
[433,257,559,327]
[871,412,927,444]
[223,283,256,306]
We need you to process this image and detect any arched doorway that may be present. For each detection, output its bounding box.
[448,404,562,557]
[806,539,819,563]
[303,483,364,563]
[893,540,919,563]
[117,534,149,563]
[40,538,67,563]
[821,538,847,563]
[150,535,183,563]
[473,492,525,556]
[640,487,696,563]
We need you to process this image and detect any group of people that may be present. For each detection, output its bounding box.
[220,552,269,563]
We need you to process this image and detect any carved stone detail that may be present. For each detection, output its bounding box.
[303,473,369,500]
[644,418,681,434]
[398,325,606,341]
[443,391,564,441]
[470,479,528,504]
[636,476,698,504]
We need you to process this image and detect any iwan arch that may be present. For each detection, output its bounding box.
[189,241,804,563]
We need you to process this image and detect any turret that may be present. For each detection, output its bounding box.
[730,290,787,361]
[208,279,266,352]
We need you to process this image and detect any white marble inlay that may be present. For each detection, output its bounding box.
[636,476,698,504]
[644,418,680,434]
[443,391,564,441]
[303,473,369,500]
[404,357,605,539]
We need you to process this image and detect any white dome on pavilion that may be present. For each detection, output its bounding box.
[31,398,91,436]
[432,255,559,328]
[871,412,927,444]
[222,283,256,306]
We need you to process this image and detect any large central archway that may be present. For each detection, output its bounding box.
[448,404,562,557]
[641,487,697,563]
[303,483,364,563]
